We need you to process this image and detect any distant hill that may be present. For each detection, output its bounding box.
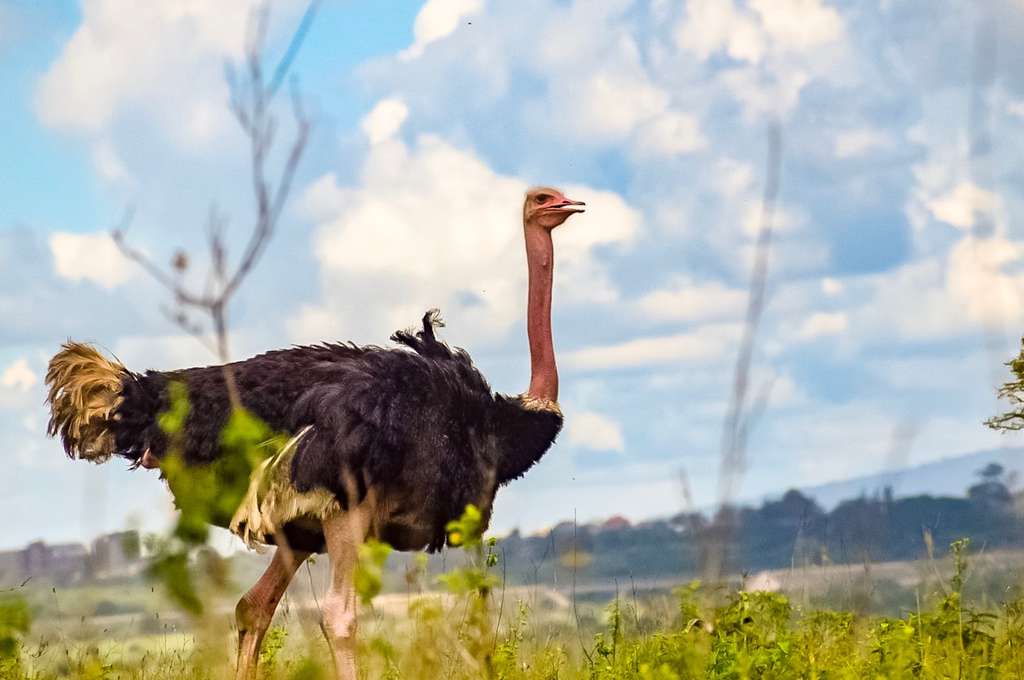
[456,446,1024,587]
[792,447,1024,509]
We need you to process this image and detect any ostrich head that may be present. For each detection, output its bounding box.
[523,186,585,229]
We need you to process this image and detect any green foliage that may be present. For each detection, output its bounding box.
[708,591,794,678]
[0,595,29,676]
[592,597,624,674]
[493,600,530,677]
[260,626,288,674]
[674,579,704,629]
[445,503,486,549]
[157,380,190,436]
[354,539,392,606]
[287,657,327,680]
[987,340,1024,431]
[146,380,284,615]
[438,505,499,597]
[145,548,203,615]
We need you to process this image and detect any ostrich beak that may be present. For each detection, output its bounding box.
[551,198,586,214]
[140,449,160,470]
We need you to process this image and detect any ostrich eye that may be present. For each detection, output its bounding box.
[535,194,550,204]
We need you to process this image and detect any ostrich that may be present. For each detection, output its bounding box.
[44,187,585,679]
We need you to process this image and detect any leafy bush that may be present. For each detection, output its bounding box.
[0,595,29,678]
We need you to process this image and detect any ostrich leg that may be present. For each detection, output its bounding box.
[235,545,311,680]
[322,506,372,680]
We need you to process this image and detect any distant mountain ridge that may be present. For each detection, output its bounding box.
[788,446,1024,509]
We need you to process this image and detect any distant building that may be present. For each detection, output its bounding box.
[21,540,88,585]
[0,530,144,587]
[91,531,144,580]
[0,549,23,585]
[602,515,631,531]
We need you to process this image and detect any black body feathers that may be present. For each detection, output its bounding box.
[104,311,563,552]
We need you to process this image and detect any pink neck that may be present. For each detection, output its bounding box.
[524,220,558,403]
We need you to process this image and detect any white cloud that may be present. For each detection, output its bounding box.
[361,98,409,144]
[674,0,844,119]
[713,158,757,199]
[565,323,740,371]
[113,333,221,371]
[632,111,707,157]
[526,2,711,153]
[676,0,766,63]
[821,277,843,296]
[846,227,1024,345]
[946,235,1024,326]
[635,276,746,323]
[289,304,345,344]
[375,0,711,157]
[794,312,848,341]
[676,0,843,64]
[567,410,625,452]
[567,69,669,141]
[0,359,35,392]
[851,258,963,343]
[741,201,805,236]
[1007,100,1024,119]
[295,133,639,344]
[401,0,481,60]
[749,0,844,54]
[36,1,302,147]
[0,358,38,411]
[545,64,708,157]
[92,138,132,184]
[49,231,133,290]
[721,65,811,118]
[925,181,1002,231]
[769,372,805,407]
[834,127,890,158]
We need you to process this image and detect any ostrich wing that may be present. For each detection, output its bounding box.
[285,313,501,550]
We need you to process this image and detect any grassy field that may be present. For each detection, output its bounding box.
[4,538,1024,679]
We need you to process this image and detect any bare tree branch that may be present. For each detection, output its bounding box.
[111,2,315,407]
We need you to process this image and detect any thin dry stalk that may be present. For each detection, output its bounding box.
[570,511,594,668]
[703,123,783,583]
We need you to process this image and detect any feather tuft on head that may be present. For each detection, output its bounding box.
[45,342,127,462]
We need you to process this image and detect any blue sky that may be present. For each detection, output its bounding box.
[3,0,1024,550]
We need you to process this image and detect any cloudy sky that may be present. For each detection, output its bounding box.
[3,0,1024,550]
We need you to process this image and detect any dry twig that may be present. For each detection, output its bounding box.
[112,1,318,407]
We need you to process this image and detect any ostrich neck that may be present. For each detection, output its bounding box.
[524,221,558,403]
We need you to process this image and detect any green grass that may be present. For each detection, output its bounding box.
[4,538,1024,679]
